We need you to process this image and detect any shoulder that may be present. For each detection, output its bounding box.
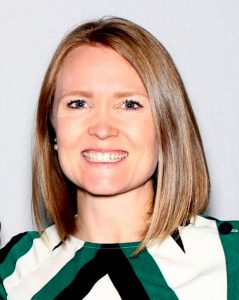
[0,231,39,266]
[198,214,239,234]
[0,225,61,277]
[196,215,239,257]
[0,225,63,299]
[198,215,239,295]
[178,214,239,251]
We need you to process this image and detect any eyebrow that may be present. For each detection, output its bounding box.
[58,90,93,100]
[58,90,148,100]
[113,91,148,98]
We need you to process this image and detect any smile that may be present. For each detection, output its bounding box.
[82,151,128,163]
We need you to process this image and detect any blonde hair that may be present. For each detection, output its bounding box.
[32,16,210,254]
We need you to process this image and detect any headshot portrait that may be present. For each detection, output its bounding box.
[0,1,238,299]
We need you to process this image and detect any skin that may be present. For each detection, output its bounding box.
[53,45,158,243]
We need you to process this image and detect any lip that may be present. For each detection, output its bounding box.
[81,148,129,165]
[81,148,128,154]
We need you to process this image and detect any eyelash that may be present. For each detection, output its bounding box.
[67,99,86,109]
[123,100,143,110]
[67,99,143,110]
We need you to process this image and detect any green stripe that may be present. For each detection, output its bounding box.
[0,278,7,299]
[0,231,39,280]
[32,244,100,300]
[122,246,178,300]
[216,220,239,300]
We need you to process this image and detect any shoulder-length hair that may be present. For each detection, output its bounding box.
[32,16,210,254]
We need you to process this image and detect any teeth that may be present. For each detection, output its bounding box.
[83,151,128,162]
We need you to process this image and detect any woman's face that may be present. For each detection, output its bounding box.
[53,45,158,196]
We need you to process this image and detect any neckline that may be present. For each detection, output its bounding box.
[83,240,142,249]
[69,234,142,249]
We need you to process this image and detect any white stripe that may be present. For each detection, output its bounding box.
[147,216,227,300]
[5,225,85,300]
[83,275,121,300]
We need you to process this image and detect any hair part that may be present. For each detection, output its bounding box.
[32,16,210,255]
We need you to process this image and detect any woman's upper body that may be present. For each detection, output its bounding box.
[1,16,238,299]
[31,15,210,253]
[0,215,239,299]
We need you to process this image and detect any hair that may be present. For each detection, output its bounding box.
[32,16,210,255]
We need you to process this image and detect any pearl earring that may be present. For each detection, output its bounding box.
[54,138,58,151]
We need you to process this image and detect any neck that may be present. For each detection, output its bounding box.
[74,180,154,243]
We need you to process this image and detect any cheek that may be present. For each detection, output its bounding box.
[131,119,158,170]
[132,119,157,153]
[54,117,82,178]
[145,140,158,173]
[55,116,81,146]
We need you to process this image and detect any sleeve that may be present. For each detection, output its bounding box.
[0,279,7,300]
[216,219,239,299]
[0,232,29,299]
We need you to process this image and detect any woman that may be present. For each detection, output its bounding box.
[0,16,238,300]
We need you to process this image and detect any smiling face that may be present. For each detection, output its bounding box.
[53,45,158,196]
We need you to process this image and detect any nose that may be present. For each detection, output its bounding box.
[88,112,119,140]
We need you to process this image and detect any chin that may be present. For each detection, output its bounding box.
[79,182,128,196]
[87,187,125,197]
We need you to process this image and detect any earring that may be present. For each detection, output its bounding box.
[54,138,58,151]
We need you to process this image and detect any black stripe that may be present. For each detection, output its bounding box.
[171,229,185,253]
[0,232,27,263]
[106,248,149,299]
[55,244,149,299]
[55,249,107,299]
[204,215,219,221]
[52,241,64,251]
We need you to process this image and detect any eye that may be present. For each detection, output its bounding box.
[67,99,86,109]
[67,99,87,109]
[123,100,143,110]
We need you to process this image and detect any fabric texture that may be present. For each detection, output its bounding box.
[0,215,238,300]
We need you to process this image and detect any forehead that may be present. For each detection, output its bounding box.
[55,45,147,96]
[59,44,133,73]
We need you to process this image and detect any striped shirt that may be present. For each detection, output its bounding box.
[0,215,239,299]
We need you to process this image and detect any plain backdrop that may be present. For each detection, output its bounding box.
[0,0,238,247]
